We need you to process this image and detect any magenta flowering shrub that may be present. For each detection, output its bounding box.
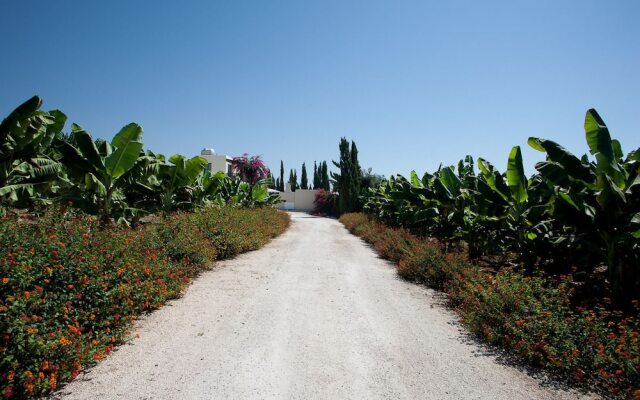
[231,154,269,184]
[313,189,338,216]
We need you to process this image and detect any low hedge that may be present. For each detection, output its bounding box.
[0,207,289,398]
[340,213,640,399]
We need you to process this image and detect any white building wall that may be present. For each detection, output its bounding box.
[199,149,233,175]
[275,189,318,211]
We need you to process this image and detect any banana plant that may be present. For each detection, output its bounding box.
[0,96,67,209]
[529,108,640,305]
[118,150,166,212]
[156,154,207,213]
[214,177,280,208]
[477,146,552,269]
[450,156,505,258]
[247,181,282,206]
[57,123,143,223]
[192,171,226,208]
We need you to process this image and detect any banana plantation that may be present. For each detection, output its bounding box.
[0,96,280,224]
[362,109,640,307]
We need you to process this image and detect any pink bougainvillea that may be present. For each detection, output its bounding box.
[231,154,270,184]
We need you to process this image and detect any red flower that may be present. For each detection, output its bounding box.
[49,373,57,390]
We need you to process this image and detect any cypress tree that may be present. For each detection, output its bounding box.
[288,169,295,192]
[321,161,330,191]
[313,161,320,189]
[331,138,349,212]
[300,162,308,190]
[279,161,285,191]
[350,141,362,209]
[288,169,299,192]
[331,138,362,213]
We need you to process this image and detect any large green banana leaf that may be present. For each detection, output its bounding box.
[410,170,422,187]
[70,124,104,171]
[528,137,594,183]
[506,146,528,204]
[477,158,509,201]
[439,166,462,196]
[105,123,143,179]
[584,109,626,188]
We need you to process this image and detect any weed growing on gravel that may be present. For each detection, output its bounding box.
[0,207,289,398]
[340,212,640,399]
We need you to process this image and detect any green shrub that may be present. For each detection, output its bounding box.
[153,214,217,265]
[0,206,289,398]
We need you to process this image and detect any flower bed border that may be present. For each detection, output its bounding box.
[1,207,289,398]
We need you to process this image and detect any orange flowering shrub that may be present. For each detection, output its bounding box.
[0,206,289,398]
[340,212,640,398]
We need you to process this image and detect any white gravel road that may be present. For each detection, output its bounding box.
[55,212,596,400]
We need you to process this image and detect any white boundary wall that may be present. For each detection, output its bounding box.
[276,189,318,211]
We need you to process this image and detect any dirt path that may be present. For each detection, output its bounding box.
[56,212,595,400]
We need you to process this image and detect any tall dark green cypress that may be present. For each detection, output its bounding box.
[313,161,320,189]
[331,138,349,211]
[279,160,285,191]
[300,162,308,190]
[288,169,295,192]
[321,161,330,191]
[350,141,362,208]
[331,138,362,213]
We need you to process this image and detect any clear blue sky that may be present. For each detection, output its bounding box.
[1,1,638,178]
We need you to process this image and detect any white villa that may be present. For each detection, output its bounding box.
[199,148,233,176]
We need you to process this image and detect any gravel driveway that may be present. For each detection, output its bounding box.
[55,212,596,400]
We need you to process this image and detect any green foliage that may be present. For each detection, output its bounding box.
[362,108,639,307]
[155,154,208,213]
[361,167,384,191]
[528,109,640,305]
[0,96,282,224]
[0,97,67,210]
[0,206,290,398]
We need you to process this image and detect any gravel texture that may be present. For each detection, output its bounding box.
[55,212,597,400]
